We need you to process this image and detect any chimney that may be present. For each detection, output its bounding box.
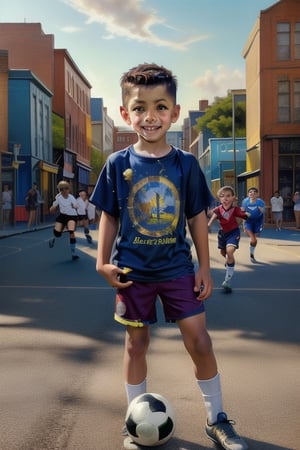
[199,100,209,112]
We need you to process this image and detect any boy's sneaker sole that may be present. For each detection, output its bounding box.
[206,412,248,450]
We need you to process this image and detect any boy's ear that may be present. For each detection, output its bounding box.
[171,104,181,123]
[120,106,131,125]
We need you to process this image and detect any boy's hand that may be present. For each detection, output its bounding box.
[194,269,213,300]
[96,263,133,289]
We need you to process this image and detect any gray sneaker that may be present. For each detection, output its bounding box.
[222,280,232,293]
[205,412,248,450]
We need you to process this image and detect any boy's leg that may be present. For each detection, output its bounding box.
[124,325,150,388]
[68,221,79,260]
[49,222,63,248]
[178,314,221,423]
[83,218,92,243]
[122,326,149,446]
[223,245,235,290]
[178,314,248,450]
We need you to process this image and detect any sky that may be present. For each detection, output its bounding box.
[2,0,276,128]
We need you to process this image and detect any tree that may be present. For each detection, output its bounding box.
[195,94,246,138]
[90,147,107,186]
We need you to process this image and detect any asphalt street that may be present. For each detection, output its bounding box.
[0,225,299,450]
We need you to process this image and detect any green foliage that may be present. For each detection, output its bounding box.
[90,147,107,185]
[52,113,65,149]
[195,95,246,138]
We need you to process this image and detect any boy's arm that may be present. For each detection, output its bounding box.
[207,211,217,227]
[96,211,133,288]
[187,210,213,301]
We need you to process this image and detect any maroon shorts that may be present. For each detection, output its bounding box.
[115,274,205,327]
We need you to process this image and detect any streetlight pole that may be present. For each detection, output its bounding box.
[230,89,246,201]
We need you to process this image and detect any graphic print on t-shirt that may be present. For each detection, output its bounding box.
[127,175,180,237]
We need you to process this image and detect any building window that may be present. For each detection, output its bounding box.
[277,23,290,61]
[278,80,290,122]
[295,23,300,59]
[294,81,300,122]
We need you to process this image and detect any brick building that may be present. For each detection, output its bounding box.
[242,0,300,222]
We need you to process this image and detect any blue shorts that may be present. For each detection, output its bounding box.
[244,219,263,234]
[114,274,205,327]
[217,228,240,250]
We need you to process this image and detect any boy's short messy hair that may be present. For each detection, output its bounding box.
[57,180,70,191]
[120,63,177,106]
[217,186,235,197]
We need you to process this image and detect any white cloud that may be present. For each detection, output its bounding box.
[191,65,245,102]
[61,25,82,33]
[62,0,209,50]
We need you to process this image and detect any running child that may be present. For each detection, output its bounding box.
[77,189,93,244]
[48,180,79,261]
[241,187,265,263]
[208,186,250,292]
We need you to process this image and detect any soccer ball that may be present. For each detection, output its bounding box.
[125,393,175,447]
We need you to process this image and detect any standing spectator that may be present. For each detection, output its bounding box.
[76,189,92,244]
[2,184,13,226]
[208,186,250,292]
[293,191,300,228]
[270,190,283,231]
[48,180,79,261]
[25,186,38,228]
[241,187,265,263]
[33,183,43,224]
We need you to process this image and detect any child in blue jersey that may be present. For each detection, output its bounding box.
[241,187,265,263]
[91,63,248,450]
[208,186,250,292]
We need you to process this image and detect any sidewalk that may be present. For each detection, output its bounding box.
[0,220,54,239]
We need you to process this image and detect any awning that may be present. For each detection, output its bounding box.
[39,161,59,174]
[237,169,260,179]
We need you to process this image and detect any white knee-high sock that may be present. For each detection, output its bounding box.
[197,373,223,424]
[125,379,147,405]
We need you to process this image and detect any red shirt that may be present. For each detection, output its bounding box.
[213,205,248,234]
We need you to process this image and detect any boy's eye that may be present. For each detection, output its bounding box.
[157,104,168,110]
[133,106,144,112]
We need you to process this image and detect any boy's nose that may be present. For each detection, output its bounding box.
[145,110,157,122]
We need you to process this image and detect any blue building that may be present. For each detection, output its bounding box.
[166,130,183,148]
[8,69,57,222]
[199,137,246,201]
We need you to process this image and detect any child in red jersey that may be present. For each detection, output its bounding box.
[208,186,250,292]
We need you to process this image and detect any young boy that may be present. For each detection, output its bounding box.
[91,63,248,450]
[208,186,250,292]
[48,180,79,261]
[241,187,265,263]
[76,189,93,244]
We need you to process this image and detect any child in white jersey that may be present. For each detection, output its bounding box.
[48,180,79,261]
[76,190,92,244]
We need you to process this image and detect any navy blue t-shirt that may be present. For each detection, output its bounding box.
[90,146,213,282]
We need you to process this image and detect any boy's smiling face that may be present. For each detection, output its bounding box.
[219,191,235,209]
[120,84,180,145]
